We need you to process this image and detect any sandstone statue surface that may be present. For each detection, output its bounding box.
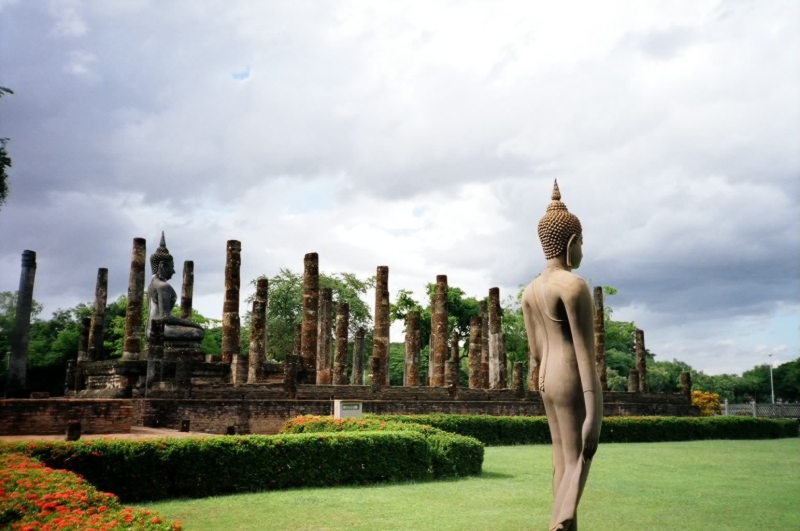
[146,232,204,343]
[522,181,603,531]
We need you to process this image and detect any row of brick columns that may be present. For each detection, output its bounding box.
[8,241,694,397]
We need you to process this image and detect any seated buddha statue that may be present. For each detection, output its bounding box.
[146,233,204,348]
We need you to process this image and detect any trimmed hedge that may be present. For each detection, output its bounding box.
[363,414,799,446]
[280,416,484,477]
[3,431,438,502]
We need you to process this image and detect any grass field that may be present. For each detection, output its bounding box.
[143,439,799,531]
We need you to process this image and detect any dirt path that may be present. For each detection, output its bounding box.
[0,426,216,442]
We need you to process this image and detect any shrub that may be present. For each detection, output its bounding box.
[0,451,179,530]
[692,390,722,416]
[365,414,798,445]
[280,416,484,478]
[1,432,437,503]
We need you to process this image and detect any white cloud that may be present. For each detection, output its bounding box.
[49,0,88,38]
[0,0,798,375]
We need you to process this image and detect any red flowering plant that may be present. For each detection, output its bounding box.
[0,452,180,531]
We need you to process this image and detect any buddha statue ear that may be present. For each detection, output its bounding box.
[566,234,578,268]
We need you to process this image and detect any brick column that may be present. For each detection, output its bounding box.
[447,329,460,388]
[427,314,434,386]
[222,240,241,364]
[248,303,266,383]
[468,316,481,389]
[316,287,333,385]
[370,356,382,389]
[372,266,390,385]
[248,278,268,382]
[146,318,165,390]
[300,253,319,383]
[593,286,607,390]
[512,362,524,391]
[445,360,458,388]
[680,371,692,401]
[65,360,77,393]
[77,317,90,362]
[284,355,298,395]
[480,300,489,389]
[333,302,349,385]
[87,267,108,361]
[635,329,648,393]
[404,311,421,386]
[6,250,36,397]
[497,331,508,389]
[123,238,146,361]
[488,287,501,389]
[351,327,366,385]
[293,322,302,357]
[530,360,540,391]
[180,260,194,319]
[431,275,448,387]
[628,369,639,393]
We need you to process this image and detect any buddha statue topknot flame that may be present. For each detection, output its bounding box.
[522,180,602,531]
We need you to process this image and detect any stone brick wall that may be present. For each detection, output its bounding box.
[132,390,697,435]
[0,399,133,435]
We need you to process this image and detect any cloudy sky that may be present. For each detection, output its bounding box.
[1,0,797,375]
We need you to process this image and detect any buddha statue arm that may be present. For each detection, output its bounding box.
[563,278,603,461]
[155,284,202,329]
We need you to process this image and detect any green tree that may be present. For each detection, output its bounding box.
[0,86,13,209]
[248,269,375,361]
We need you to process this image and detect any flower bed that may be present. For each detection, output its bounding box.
[0,452,179,531]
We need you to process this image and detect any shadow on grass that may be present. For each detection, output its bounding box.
[479,471,515,480]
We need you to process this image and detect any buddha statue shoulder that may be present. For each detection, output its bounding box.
[146,232,204,342]
[521,181,602,531]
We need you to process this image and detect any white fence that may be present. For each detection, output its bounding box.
[722,401,800,419]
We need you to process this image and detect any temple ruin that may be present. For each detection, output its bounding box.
[1,235,694,436]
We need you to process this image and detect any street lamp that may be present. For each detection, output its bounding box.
[768,353,775,405]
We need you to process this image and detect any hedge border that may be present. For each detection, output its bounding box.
[280,416,484,477]
[2,429,482,503]
[363,414,799,446]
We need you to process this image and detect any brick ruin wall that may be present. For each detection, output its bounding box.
[134,385,696,435]
[0,399,133,435]
[2,386,696,436]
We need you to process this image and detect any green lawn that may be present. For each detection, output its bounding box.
[143,439,799,531]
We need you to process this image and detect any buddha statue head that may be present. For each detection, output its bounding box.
[537,180,584,269]
[149,232,176,281]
